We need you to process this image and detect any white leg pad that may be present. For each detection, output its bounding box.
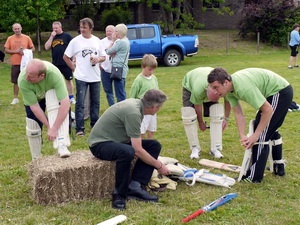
[26,118,42,160]
[181,107,201,150]
[209,103,224,151]
[46,89,70,149]
[238,119,255,182]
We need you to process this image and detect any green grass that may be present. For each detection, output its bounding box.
[1,30,300,224]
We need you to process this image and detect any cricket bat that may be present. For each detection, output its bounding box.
[181,193,238,223]
[96,215,127,225]
[199,159,241,173]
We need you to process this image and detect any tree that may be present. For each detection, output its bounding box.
[139,0,232,34]
[0,0,68,52]
[238,0,300,46]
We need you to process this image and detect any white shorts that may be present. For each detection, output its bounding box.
[141,114,157,134]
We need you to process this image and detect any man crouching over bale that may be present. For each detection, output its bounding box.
[18,58,71,160]
[88,89,170,210]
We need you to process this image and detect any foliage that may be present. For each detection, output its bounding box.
[71,0,101,23]
[0,0,67,34]
[238,0,300,46]
[99,4,133,30]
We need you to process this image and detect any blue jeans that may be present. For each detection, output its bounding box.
[75,79,100,132]
[101,69,126,106]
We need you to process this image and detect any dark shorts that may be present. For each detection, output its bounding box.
[290,45,299,57]
[182,87,217,117]
[11,65,21,84]
[56,65,73,80]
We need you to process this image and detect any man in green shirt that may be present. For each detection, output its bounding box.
[89,89,169,210]
[18,59,71,160]
[208,68,293,183]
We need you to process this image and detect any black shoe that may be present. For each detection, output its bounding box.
[128,181,158,202]
[112,194,126,210]
[273,163,285,176]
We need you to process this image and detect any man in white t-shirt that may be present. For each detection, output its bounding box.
[63,17,106,136]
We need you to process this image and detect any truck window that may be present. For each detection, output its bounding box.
[127,29,137,40]
[141,27,155,39]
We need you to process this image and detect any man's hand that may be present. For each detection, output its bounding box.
[198,120,207,131]
[157,163,170,176]
[47,127,58,142]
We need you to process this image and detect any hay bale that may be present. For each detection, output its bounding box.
[28,150,115,205]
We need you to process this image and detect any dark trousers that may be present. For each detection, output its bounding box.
[246,85,293,182]
[90,139,161,196]
[25,99,46,129]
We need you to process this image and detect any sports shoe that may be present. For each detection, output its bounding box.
[76,131,84,136]
[273,163,285,176]
[294,65,299,68]
[190,147,200,159]
[10,98,19,105]
[288,65,293,69]
[58,145,71,158]
[70,98,76,104]
[210,149,223,159]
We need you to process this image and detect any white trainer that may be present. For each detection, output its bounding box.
[70,98,76,105]
[190,147,200,159]
[58,145,71,158]
[210,149,223,159]
[10,98,19,105]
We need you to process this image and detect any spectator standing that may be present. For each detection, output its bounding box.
[63,18,106,136]
[288,24,300,69]
[88,89,169,210]
[4,23,35,105]
[130,54,159,139]
[44,21,76,104]
[100,25,116,106]
[105,23,130,102]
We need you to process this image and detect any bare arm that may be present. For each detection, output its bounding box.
[131,137,169,175]
[222,100,231,131]
[44,31,56,50]
[232,103,247,140]
[30,103,50,129]
[63,54,76,71]
[194,104,206,131]
[241,101,273,149]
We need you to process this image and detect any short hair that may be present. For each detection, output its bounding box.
[141,54,157,69]
[141,89,167,108]
[27,59,46,76]
[207,67,232,84]
[52,21,62,27]
[80,18,94,29]
[293,24,300,29]
[115,23,127,38]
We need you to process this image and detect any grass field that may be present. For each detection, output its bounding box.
[1,30,300,224]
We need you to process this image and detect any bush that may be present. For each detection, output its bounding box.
[238,0,300,46]
[99,4,133,30]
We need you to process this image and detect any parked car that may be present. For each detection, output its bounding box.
[126,24,199,66]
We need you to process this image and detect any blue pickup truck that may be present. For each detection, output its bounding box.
[126,24,199,66]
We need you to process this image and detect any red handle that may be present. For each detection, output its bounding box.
[181,209,205,223]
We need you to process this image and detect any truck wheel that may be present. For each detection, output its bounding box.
[163,49,181,67]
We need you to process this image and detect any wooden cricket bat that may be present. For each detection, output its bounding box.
[199,159,241,173]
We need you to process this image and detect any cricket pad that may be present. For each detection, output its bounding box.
[28,150,116,205]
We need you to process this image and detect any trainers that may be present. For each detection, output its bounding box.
[273,163,285,176]
[190,147,200,159]
[58,145,71,158]
[76,131,84,136]
[70,98,76,104]
[210,149,223,158]
[288,65,293,69]
[10,98,19,105]
[295,65,299,68]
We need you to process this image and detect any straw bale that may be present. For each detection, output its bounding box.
[28,150,116,205]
